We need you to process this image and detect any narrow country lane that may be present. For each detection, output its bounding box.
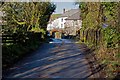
[3,42,93,79]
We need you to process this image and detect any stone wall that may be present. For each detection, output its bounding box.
[64,20,82,36]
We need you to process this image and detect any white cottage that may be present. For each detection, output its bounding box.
[47,15,67,30]
[47,9,82,36]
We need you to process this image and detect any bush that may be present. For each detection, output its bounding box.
[2,36,42,70]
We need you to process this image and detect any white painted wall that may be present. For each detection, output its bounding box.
[47,17,67,30]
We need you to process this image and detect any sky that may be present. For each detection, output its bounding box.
[3,0,79,14]
[51,1,79,14]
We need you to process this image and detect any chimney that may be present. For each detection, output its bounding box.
[63,8,65,13]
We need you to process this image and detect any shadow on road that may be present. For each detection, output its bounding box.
[3,43,93,79]
[78,43,107,78]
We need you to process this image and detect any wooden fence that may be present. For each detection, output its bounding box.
[2,32,42,44]
[2,34,17,43]
[80,28,103,47]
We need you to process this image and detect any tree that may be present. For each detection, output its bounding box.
[77,2,120,78]
[2,2,56,33]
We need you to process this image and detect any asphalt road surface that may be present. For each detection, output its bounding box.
[3,40,93,79]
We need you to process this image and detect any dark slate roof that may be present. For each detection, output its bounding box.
[60,9,79,17]
[65,11,80,20]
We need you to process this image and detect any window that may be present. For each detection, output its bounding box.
[61,18,63,22]
[74,20,77,25]
[61,24,63,28]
